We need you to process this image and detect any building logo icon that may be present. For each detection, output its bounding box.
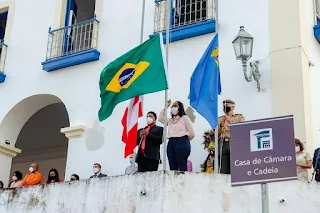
[250,128,273,152]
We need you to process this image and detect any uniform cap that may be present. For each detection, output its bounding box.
[223,99,235,105]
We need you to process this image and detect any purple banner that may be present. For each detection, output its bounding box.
[230,115,297,187]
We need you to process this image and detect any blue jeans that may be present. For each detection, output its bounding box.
[167,136,191,171]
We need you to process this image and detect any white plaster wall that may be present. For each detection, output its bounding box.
[307,0,320,149]
[0,0,271,179]
[0,156,12,187]
[0,172,319,213]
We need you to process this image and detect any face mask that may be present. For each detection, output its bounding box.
[93,168,99,174]
[49,176,55,179]
[146,117,154,125]
[12,176,17,181]
[129,158,134,164]
[71,178,76,181]
[210,151,214,156]
[29,167,34,173]
[171,107,179,115]
[223,106,232,114]
[295,146,300,153]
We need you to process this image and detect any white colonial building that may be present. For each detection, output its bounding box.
[0,0,319,211]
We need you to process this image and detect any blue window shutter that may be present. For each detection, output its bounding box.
[70,0,78,16]
[0,27,4,40]
[64,0,77,27]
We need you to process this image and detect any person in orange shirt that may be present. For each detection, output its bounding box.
[21,163,42,186]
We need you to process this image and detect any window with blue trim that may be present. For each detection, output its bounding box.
[316,0,320,24]
[152,0,216,43]
[42,0,100,72]
[0,10,9,83]
[314,0,320,43]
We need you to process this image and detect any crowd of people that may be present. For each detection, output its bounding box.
[130,98,320,183]
[0,163,105,189]
[0,99,320,190]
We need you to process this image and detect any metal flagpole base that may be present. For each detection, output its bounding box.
[261,183,269,213]
[214,126,219,172]
[219,137,223,173]
[130,152,136,174]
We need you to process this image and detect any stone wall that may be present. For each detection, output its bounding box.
[0,171,319,213]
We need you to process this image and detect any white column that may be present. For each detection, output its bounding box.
[61,125,86,139]
[61,125,86,180]
[0,143,21,186]
[269,0,312,176]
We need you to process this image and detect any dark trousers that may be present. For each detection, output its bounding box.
[137,155,159,172]
[167,136,191,171]
[218,139,230,174]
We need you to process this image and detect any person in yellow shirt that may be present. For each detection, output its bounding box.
[21,163,42,186]
[201,142,215,174]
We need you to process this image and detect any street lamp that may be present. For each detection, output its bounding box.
[232,26,261,92]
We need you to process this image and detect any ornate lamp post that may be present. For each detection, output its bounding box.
[232,26,261,92]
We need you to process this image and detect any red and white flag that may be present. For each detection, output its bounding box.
[121,96,143,158]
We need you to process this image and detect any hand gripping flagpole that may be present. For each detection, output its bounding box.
[162,0,171,171]
[213,0,220,173]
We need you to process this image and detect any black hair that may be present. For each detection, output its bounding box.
[202,152,215,173]
[47,168,60,183]
[0,181,3,189]
[171,101,186,118]
[94,163,101,168]
[71,174,80,181]
[295,138,304,151]
[13,171,23,181]
[147,111,157,120]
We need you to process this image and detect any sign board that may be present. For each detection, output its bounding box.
[230,115,297,187]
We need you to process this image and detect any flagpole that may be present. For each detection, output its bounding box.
[140,0,146,44]
[214,0,219,173]
[162,0,171,171]
[130,0,146,173]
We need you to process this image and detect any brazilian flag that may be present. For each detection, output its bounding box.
[99,34,168,121]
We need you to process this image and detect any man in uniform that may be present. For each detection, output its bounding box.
[218,99,245,174]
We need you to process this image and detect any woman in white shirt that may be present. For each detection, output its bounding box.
[295,138,312,181]
[159,99,195,171]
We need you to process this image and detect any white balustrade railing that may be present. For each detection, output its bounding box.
[45,18,99,61]
[154,0,216,33]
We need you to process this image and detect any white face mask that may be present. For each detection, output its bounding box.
[171,107,179,115]
[29,167,34,173]
[93,168,99,174]
[12,176,17,181]
[146,117,154,125]
[295,146,300,153]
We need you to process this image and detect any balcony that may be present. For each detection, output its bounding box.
[41,18,100,72]
[151,0,216,43]
[0,42,8,83]
[314,0,320,43]
[0,171,319,213]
